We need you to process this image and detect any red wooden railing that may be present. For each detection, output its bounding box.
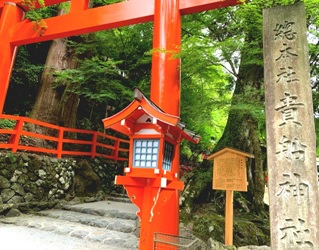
[0,114,129,161]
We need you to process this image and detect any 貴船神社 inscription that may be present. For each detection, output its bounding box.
[263,2,319,249]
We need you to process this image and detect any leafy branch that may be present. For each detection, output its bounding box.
[22,0,47,36]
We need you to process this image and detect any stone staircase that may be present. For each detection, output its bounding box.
[0,198,139,249]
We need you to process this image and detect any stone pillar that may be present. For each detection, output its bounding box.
[263,2,319,249]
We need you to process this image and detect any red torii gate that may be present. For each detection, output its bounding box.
[0,0,242,249]
[0,0,240,115]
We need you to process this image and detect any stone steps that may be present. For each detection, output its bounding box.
[37,209,137,233]
[61,201,138,220]
[0,199,139,249]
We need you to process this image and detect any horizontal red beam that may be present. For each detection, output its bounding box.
[1,0,241,11]
[11,1,154,45]
[0,114,129,160]
[0,0,67,10]
[22,130,59,142]
[10,0,241,45]
[180,0,240,14]
[18,145,57,154]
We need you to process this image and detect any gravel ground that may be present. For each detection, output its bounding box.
[0,224,124,250]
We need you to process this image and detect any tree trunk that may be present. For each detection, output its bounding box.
[215,48,266,215]
[30,9,79,132]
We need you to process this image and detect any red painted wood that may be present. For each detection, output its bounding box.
[0,115,129,160]
[10,1,155,45]
[9,0,241,45]
[91,131,98,158]
[11,117,24,153]
[0,0,241,113]
[0,3,24,114]
[70,0,89,13]
[57,127,64,158]
[180,0,240,14]
[151,0,181,116]
[0,0,64,10]
[0,0,240,11]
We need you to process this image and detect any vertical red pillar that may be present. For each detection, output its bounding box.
[129,178,181,250]
[145,0,181,248]
[151,0,181,117]
[0,2,24,114]
[70,0,89,13]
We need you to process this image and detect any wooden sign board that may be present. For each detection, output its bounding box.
[207,148,254,192]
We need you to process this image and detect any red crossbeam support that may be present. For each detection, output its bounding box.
[0,0,240,11]
[69,0,89,13]
[0,0,241,113]
[0,0,65,10]
[10,1,154,45]
[7,0,240,45]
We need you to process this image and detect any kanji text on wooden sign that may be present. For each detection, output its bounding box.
[208,147,254,192]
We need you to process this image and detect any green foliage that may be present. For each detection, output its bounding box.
[304,0,319,155]
[22,0,45,10]
[22,0,56,19]
[315,116,319,156]
[180,21,233,154]
[5,152,17,164]
[190,205,270,246]
[233,216,270,246]
[92,0,126,5]
[11,46,45,86]
[231,85,266,143]
[22,1,58,35]
[179,0,319,221]
[180,160,213,211]
[51,24,153,128]
[53,56,132,105]
[0,119,16,129]
[6,45,46,115]
[193,213,225,243]
[6,0,319,158]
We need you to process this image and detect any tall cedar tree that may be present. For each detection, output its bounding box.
[30,8,79,131]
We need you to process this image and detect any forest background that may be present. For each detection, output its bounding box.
[1,0,319,245]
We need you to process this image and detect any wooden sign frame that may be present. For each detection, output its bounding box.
[208,147,253,192]
[207,147,254,246]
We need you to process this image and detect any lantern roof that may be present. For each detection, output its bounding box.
[102,88,200,144]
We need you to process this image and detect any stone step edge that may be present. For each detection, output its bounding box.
[0,224,138,250]
[0,215,139,239]
[35,209,138,233]
[106,195,132,203]
[60,204,138,220]
[0,201,58,216]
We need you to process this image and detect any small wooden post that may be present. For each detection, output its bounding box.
[91,131,98,158]
[57,127,64,158]
[225,189,234,245]
[207,147,254,246]
[8,118,19,145]
[11,117,24,153]
[112,139,120,161]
